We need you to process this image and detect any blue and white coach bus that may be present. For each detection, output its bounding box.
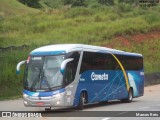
[16,44,144,110]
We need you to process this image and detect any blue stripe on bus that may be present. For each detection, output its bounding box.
[30,50,66,56]
[23,88,65,97]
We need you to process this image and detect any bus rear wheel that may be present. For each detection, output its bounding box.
[78,92,86,110]
[121,88,133,103]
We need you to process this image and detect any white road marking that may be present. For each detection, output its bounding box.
[138,107,149,109]
[101,117,111,120]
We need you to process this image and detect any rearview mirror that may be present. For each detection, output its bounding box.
[16,60,27,74]
[60,58,74,75]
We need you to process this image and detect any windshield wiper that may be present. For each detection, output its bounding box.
[30,69,41,91]
[41,70,52,91]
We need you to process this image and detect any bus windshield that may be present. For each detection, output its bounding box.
[24,55,65,91]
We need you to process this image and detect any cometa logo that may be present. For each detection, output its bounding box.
[91,72,108,81]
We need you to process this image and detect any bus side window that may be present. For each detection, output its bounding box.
[80,51,94,74]
[116,55,143,71]
[65,51,80,85]
[65,62,76,85]
[104,54,121,70]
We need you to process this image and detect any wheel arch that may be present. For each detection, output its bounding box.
[79,89,88,103]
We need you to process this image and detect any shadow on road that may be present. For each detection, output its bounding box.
[40,100,139,117]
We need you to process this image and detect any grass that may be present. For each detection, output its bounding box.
[140,39,160,73]
[0,2,160,100]
[0,46,36,100]
[0,0,39,17]
[1,6,160,47]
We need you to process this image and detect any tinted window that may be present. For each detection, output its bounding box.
[80,52,120,74]
[116,55,143,70]
[80,52,143,74]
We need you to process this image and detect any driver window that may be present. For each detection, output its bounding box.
[65,62,76,84]
[64,51,80,85]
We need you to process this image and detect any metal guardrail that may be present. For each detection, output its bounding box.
[145,72,160,86]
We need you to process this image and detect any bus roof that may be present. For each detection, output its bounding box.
[30,44,142,57]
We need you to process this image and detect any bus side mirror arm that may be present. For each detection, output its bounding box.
[16,60,27,74]
[60,58,74,75]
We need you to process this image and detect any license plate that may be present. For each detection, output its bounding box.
[36,102,44,106]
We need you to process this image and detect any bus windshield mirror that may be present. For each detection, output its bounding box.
[16,60,27,74]
[60,58,74,75]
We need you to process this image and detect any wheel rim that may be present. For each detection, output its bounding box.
[82,96,85,105]
[129,90,133,101]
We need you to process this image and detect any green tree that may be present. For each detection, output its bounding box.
[18,0,41,8]
[98,0,114,5]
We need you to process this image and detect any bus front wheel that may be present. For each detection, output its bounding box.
[45,107,51,111]
[78,92,86,110]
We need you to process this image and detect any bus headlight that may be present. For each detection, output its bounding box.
[56,101,60,105]
[52,93,62,105]
[23,93,28,98]
[52,93,63,100]
[53,93,61,98]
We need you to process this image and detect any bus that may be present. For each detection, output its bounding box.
[16,44,144,110]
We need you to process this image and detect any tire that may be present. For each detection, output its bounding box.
[121,88,133,103]
[45,107,51,111]
[127,88,133,103]
[78,93,85,110]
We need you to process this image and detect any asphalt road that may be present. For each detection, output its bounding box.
[0,84,160,120]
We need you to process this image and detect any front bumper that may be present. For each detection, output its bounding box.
[23,92,66,107]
